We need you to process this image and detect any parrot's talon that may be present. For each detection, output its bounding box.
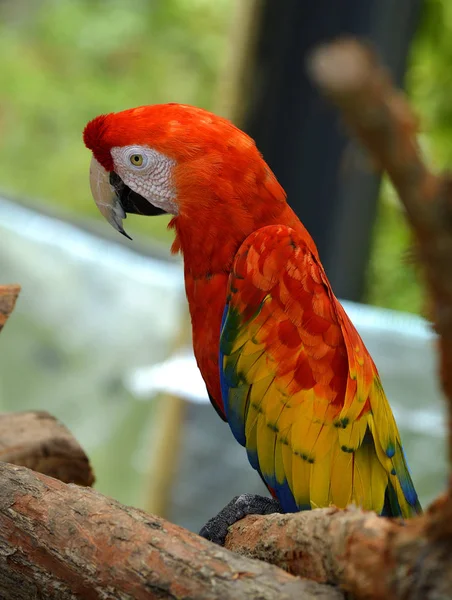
[199,494,283,546]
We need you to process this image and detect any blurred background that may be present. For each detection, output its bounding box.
[0,0,448,531]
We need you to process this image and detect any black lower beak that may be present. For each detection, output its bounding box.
[109,172,167,218]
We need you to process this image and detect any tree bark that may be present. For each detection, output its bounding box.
[0,462,342,600]
[0,410,94,486]
[225,504,452,599]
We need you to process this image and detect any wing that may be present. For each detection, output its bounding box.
[220,224,421,517]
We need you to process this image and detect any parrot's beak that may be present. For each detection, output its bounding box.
[89,156,165,240]
[89,156,130,239]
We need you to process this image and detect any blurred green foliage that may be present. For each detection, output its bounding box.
[407,0,452,168]
[366,179,422,313]
[0,0,230,240]
[367,0,451,314]
[0,0,449,314]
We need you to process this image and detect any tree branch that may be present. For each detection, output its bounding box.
[225,504,452,599]
[0,411,94,486]
[0,462,342,600]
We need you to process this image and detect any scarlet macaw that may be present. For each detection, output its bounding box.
[84,104,421,540]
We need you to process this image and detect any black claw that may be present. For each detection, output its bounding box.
[199,494,283,546]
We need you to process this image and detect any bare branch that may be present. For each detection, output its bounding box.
[0,462,342,600]
[225,505,452,599]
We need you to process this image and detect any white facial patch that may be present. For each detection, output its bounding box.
[111,145,178,215]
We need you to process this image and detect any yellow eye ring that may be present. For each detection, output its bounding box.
[130,154,143,167]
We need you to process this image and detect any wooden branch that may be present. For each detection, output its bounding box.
[225,504,452,599]
[0,411,94,486]
[0,285,20,334]
[0,462,342,600]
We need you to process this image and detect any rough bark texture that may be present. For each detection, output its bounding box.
[0,411,94,486]
[0,462,342,600]
[0,285,20,334]
[225,505,452,599]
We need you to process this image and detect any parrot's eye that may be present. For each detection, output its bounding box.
[130,154,144,167]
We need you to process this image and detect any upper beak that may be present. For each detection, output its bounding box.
[89,157,167,240]
[89,156,131,239]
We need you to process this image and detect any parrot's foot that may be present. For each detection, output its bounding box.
[199,494,283,546]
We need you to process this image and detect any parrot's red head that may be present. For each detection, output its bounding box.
[84,103,291,272]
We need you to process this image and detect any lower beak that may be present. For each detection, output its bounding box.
[89,157,166,240]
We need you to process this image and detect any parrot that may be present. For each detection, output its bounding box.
[83,103,421,540]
